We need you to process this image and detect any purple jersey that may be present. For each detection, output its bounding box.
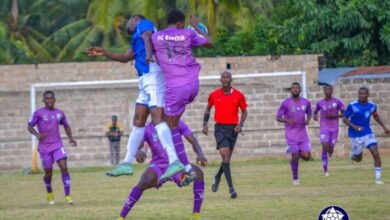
[143,120,192,166]
[314,98,344,131]
[151,27,208,88]
[28,107,69,153]
[277,97,312,143]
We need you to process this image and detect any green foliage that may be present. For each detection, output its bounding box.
[1,0,390,66]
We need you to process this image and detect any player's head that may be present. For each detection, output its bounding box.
[126,14,146,34]
[112,115,118,124]
[43,90,55,109]
[220,71,232,88]
[323,84,333,98]
[167,9,185,28]
[290,82,301,98]
[358,87,369,103]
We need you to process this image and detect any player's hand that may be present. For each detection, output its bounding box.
[313,115,319,121]
[325,114,337,119]
[69,138,77,147]
[202,124,208,135]
[384,127,390,136]
[146,56,154,63]
[286,119,295,125]
[353,125,363,132]
[189,15,198,29]
[38,133,48,140]
[85,47,105,56]
[135,150,147,163]
[197,154,207,167]
[234,124,242,133]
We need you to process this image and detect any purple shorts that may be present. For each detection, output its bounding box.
[319,129,339,147]
[164,80,199,116]
[286,139,311,154]
[149,163,182,189]
[39,147,67,169]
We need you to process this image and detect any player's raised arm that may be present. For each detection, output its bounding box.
[189,15,213,48]
[85,47,134,63]
[141,30,154,63]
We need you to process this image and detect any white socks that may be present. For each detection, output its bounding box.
[155,122,178,164]
[123,126,146,164]
[375,167,382,180]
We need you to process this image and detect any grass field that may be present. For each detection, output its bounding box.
[0,157,389,220]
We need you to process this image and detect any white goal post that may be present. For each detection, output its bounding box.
[29,71,306,171]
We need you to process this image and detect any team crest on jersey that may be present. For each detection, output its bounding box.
[318,206,349,220]
[152,132,158,142]
[301,105,306,111]
[364,111,370,118]
[42,114,48,121]
[56,113,62,121]
[332,102,337,108]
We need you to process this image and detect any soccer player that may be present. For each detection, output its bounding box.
[86,15,184,179]
[27,91,77,205]
[343,87,390,184]
[276,82,312,185]
[151,9,213,180]
[313,84,345,176]
[202,71,247,198]
[117,120,207,220]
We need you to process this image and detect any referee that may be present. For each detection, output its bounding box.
[202,71,248,198]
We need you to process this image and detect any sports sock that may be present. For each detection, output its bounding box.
[215,164,224,179]
[123,126,145,164]
[172,128,191,172]
[193,179,204,213]
[43,175,52,193]
[375,167,382,180]
[322,150,328,173]
[120,186,143,218]
[61,172,71,196]
[290,159,299,180]
[221,163,234,188]
[155,122,178,164]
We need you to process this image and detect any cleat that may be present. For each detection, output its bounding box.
[376,179,384,185]
[180,172,196,187]
[293,179,300,186]
[160,160,185,181]
[117,217,125,220]
[211,176,220,192]
[324,172,329,177]
[229,187,237,199]
[190,213,203,220]
[65,195,73,204]
[106,163,134,177]
[47,192,55,205]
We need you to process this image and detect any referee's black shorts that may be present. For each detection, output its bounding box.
[214,123,239,150]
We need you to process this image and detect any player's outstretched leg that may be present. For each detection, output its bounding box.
[211,165,223,192]
[369,145,384,184]
[321,143,330,176]
[290,155,299,186]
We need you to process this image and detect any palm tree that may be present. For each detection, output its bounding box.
[47,0,132,61]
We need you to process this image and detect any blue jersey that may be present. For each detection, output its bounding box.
[344,100,377,138]
[132,19,157,76]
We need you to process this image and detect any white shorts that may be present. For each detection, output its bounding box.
[350,133,378,155]
[136,71,165,108]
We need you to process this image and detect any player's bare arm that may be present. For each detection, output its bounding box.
[276,116,295,125]
[235,109,247,133]
[64,126,77,147]
[343,116,362,131]
[184,134,207,167]
[27,125,47,140]
[373,113,390,135]
[189,15,213,48]
[141,30,154,63]
[85,47,135,63]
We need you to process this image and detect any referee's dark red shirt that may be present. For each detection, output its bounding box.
[207,87,247,125]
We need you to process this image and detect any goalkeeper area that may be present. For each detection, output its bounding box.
[1,158,389,219]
